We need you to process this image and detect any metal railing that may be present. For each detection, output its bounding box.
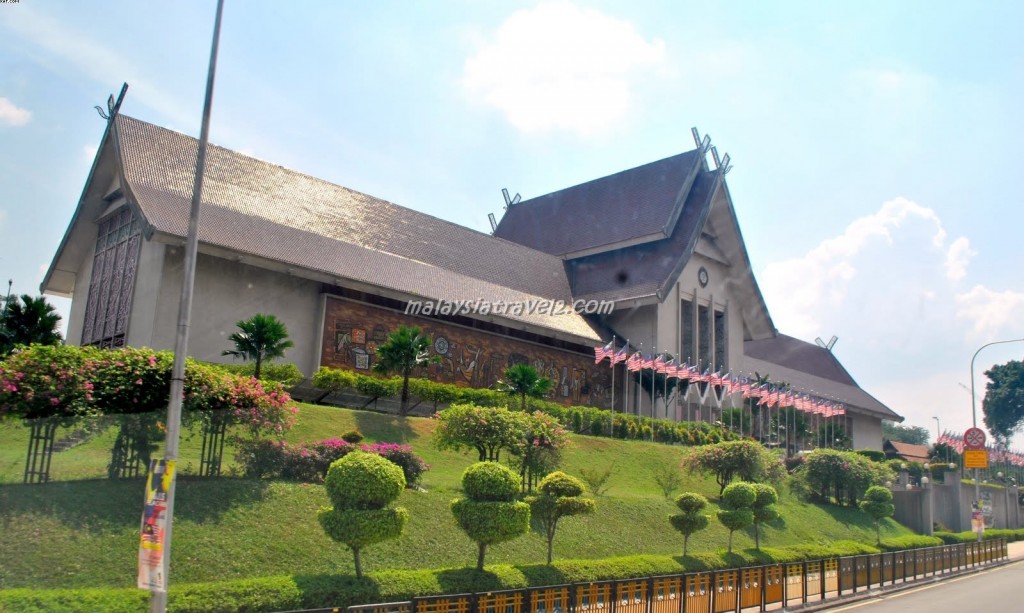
[336,539,1007,613]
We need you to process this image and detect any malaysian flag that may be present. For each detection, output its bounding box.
[611,344,629,365]
[641,353,655,370]
[663,357,677,377]
[594,340,615,364]
[626,352,643,372]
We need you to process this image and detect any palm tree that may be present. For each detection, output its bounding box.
[373,326,439,416]
[0,294,63,356]
[221,314,294,379]
[497,364,553,412]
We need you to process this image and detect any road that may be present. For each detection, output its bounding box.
[824,559,1024,612]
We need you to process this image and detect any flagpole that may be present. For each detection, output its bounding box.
[610,337,616,415]
[151,1,225,611]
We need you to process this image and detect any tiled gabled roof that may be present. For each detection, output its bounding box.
[493,150,703,257]
[741,335,901,420]
[112,115,601,343]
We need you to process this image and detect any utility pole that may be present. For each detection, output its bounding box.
[149,1,225,611]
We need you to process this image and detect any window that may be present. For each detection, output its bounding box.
[82,206,141,348]
[714,309,726,372]
[698,304,710,368]
[681,298,694,362]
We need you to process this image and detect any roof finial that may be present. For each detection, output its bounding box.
[502,188,521,209]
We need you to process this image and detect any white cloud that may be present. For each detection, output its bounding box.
[944,236,975,282]
[760,197,959,341]
[462,1,666,136]
[955,285,1024,340]
[0,97,32,126]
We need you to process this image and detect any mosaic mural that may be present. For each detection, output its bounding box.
[320,296,612,407]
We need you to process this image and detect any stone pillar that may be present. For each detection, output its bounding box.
[922,476,934,535]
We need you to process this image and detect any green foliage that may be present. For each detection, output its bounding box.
[342,429,365,444]
[751,483,780,550]
[528,471,596,563]
[669,492,709,555]
[684,439,784,496]
[0,344,100,422]
[718,482,757,552]
[0,294,63,356]
[652,459,684,499]
[323,451,406,509]
[860,485,895,544]
[855,449,887,463]
[319,451,408,577]
[372,326,440,415]
[461,461,521,501]
[451,461,530,570]
[434,404,526,462]
[877,535,941,550]
[881,421,930,445]
[792,448,893,507]
[355,375,402,399]
[578,462,615,497]
[312,366,359,392]
[222,313,295,379]
[497,364,553,412]
[508,410,569,492]
[982,359,1024,443]
[215,361,305,387]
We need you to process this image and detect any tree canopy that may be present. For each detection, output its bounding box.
[882,421,930,446]
[497,364,552,412]
[982,360,1024,444]
[0,294,63,356]
[373,326,439,416]
[222,313,294,379]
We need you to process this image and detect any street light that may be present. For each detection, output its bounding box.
[969,337,1024,542]
[932,416,940,440]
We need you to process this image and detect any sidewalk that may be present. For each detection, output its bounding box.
[786,539,1020,612]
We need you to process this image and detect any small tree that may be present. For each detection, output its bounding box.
[434,404,527,462]
[373,326,440,416]
[222,313,294,379]
[653,459,684,499]
[317,451,409,578]
[684,439,784,496]
[451,461,531,571]
[0,294,62,356]
[750,483,779,550]
[497,364,552,412]
[718,482,756,553]
[669,492,709,556]
[579,462,615,497]
[527,471,595,564]
[509,411,569,492]
[860,485,895,545]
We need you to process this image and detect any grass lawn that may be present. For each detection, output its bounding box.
[0,403,911,589]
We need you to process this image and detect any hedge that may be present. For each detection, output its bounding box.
[0,540,973,612]
[311,367,740,447]
[934,528,1024,544]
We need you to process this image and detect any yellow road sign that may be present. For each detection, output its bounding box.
[964,449,989,469]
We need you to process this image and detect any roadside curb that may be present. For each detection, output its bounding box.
[783,558,1015,612]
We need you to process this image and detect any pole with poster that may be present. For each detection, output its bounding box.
[138,460,176,591]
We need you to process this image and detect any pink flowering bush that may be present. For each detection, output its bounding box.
[235,437,429,486]
[509,410,569,492]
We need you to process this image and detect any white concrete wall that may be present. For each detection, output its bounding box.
[129,242,322,376]
[851,413,884,451]
[65,240,96,346]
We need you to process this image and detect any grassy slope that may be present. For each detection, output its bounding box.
[0,405,909,589]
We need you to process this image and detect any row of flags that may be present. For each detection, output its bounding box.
[936,431,1024,467]
[594,339,846,416]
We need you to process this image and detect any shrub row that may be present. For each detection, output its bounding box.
[934,528,1024,544]
[1,540,970,613]
[312,367,739,446]
[208,362,305,388]
[235,438,429,487]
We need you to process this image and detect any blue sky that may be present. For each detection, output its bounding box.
[2,1,1023,447]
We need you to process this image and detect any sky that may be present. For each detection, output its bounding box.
[1,0,1023,447]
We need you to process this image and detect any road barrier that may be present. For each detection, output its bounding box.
[299,538,1007,613]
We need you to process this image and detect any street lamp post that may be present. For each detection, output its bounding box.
[932,416,940,441]
[969,337,1024,542]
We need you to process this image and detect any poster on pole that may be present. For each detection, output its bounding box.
[137,459,175,590]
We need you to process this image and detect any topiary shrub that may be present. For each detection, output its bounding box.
[318,451,408,577]
[451,461,530,571]
[718,482,756,552]
[527,471,595,564]
[751,483,780,550]
[669,492,710,556]
[860,485,895,545]
[341,430,364,444]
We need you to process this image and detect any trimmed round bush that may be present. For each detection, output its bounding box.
[675,492,708,514]
[317,507,409,549]
[324,451,405,510]
[537,471,586,498]
[462,461,521,501]
[450,499,531,544]
[721,482,757,509]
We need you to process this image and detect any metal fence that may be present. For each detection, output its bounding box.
[328,539,1007,613]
